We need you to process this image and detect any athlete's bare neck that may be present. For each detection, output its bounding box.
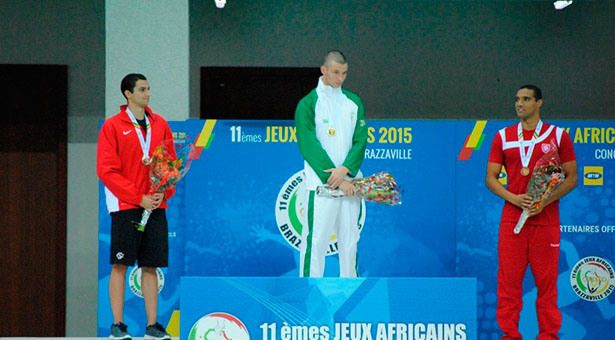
[520,113,540,131]
[128,103,145,120]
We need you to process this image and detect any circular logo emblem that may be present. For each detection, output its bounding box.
[128,267,165,298]
[188,312,250,340]
[570,256,615,301]
[541,142,552,154]
[275,171,366,255]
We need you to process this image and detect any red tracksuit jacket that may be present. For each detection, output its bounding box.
[97,105,176,213]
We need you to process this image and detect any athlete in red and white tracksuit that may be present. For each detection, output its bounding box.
[97,104,176,212]
[98,74,177,338]
[486,85,577,339]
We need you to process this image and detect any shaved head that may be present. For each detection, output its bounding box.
[323,50,347,67]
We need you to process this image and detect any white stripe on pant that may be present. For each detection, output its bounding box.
[300,190,362,277]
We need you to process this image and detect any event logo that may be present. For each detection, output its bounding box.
[128,267,165,298]
[570,256,615,301]
[193,119,217,159]
[498,168,508,185]
[275,171,366,255]
[458,120,487,160]
[188,312,249,340]
[583,166,603,186]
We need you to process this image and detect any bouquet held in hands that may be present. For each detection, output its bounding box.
[134,139,195,231]
[513,141,565,234]
[317,171,401,205]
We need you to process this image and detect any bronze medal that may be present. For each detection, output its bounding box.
[517,121,544,179]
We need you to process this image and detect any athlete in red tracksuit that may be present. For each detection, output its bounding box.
[486,85,577,339]
[97,73,175,340]
[97,104,176,212]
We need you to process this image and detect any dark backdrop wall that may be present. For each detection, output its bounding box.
[190,0,614,119]
[0,0,105,336]
[0,0,105,143]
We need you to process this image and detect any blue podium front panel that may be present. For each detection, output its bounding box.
[180,277,477,340]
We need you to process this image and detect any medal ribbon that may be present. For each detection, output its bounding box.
[323,81,341,138]
[517,120,543,169]
[126,108,151,162]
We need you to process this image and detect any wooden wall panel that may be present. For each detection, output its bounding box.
[0,65,67,336]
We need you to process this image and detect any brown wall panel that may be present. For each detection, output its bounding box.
[0,64,66,336]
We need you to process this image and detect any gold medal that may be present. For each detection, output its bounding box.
[327,127,336,136]
[142,156,152,165]
[520,167,530,176]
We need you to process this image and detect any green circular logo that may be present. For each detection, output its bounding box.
[275,171,365,255]
[128,267,165,298]
[570,256,615,301]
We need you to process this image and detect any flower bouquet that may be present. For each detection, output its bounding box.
[316,171,401,205]
[134,139,195,231]
[513,140,565,234]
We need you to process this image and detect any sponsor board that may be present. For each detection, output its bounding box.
[583,166,604,186]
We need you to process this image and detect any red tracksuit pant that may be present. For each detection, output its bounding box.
[496,221,562,339]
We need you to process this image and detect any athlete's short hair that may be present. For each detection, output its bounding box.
[519,84,542,101]
[323,50,347,67]
[121,73,147,99]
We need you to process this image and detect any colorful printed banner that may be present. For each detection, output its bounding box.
[98,119,615,338]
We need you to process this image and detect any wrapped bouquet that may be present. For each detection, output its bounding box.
[134,139,195,231]
[316,171,401,205]
[513,141,565,234]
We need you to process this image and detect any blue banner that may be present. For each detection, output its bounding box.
[180,277,476,340]
[455,120,615,339]
[179,120,455,278]
[98,119,615,338]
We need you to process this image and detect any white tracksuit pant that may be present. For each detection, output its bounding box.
[300,190,362,277]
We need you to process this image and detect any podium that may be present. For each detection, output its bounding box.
[180,277,477,340]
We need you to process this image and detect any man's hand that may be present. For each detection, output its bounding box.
[528,203,545,217]
[324,166,349,188]
[510,193,533,210]
[339,180,355,196]
[140,193,164,210]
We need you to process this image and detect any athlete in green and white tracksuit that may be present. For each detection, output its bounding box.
[295,51,368,277]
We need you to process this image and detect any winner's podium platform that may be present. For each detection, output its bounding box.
[180,277,476,340]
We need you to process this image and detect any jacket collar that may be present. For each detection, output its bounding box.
[119,104,155,122]
[316,76,342,96]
